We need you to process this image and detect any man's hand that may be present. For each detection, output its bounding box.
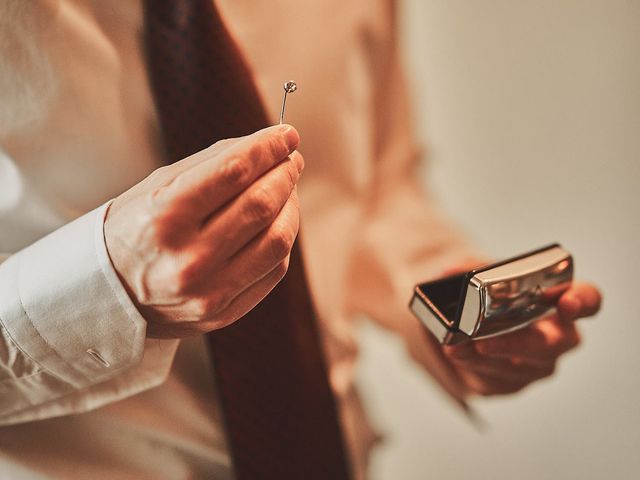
[104,125,303,339]
[440,262,602,395]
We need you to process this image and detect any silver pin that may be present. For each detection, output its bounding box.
[279,81,298,124]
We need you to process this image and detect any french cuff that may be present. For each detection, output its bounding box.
[0,202,147,389]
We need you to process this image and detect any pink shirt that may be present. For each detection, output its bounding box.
[0,1,474,478]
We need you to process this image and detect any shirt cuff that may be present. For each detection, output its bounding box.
[0,202,147,389]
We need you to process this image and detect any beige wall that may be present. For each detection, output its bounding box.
[357,1,640,479]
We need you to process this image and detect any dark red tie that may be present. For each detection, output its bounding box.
[142,1,351,478]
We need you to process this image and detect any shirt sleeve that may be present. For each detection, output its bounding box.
[345,26,481,401]
[0,202,178,425]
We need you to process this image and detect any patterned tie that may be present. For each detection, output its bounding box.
[142,1,351,478]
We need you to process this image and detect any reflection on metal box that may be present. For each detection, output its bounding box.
[410,244,573,345]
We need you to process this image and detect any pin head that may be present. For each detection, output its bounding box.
[283,81,298,94]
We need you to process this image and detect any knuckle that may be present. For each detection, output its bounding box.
[145,209,164,237]
[590,289,603,313]
[148,165,170,184]
[189,295,226,321]
[220,155,252,190]
[465,376,497,397]
[174,249,223,298]
[175,255,203,295]
[148,211,181,249]
[540,363,556,379]
[445,342,478,360]
[283,160,298,190]
[149,184,166,205]
[546,322,580,355]
[537,320,566,352]
[265,132,289,161]
[474,338,502,356]
[247,141,267,165]
[572,328,582,347]
[562,327,581,351]
[173,270,191,298]
[200,316,235,333]
[502,383,528,395]
[274,257,290,279]
[178,275,237,320]
[479,379,528,396]
[211,138,233,151]
[245,187,279,224]
[248,133,288,166]
[148,194,197,248]
[292,150,305,173]
[190,298,212,320]
[269,226,295,261]
[476,384,501,397]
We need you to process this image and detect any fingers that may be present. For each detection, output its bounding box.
[455,355,555,383]
[457,366,553,396]
[166,136,240,176]
[158,124,300,221]
[196,151,302,261]
[460,281,599,362]
[443,279,601,397]
[447,343,558,396]
[108,125,305,339]
[467,315,580,363]
[447,331,562,396]
[145,191,300,338]
[557,282,602,320]
[183,191,300,297]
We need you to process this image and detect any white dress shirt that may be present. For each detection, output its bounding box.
[0,1,475,478]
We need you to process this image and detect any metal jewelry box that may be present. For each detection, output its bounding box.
[409,244,574,345]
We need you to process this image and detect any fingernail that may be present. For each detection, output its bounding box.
[281,124,300,150]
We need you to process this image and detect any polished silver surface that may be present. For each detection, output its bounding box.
[283,81,298,93]
[410,296,451,343]
[410,244,574,344]
[279,80,298,124]
[458,277,482,336]
[459,246,573,338]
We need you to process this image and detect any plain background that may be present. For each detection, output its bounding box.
[356,1,640,479]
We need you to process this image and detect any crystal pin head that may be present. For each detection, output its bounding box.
[283,81,298,93]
